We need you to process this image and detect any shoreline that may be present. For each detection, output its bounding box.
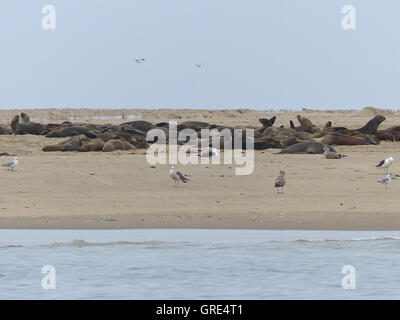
[1,214,400,230]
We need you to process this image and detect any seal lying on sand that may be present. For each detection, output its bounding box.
[42,135,92,152]
[177,121,210,131]
[321,133,370,146]
[0,125,12,135]
[278,141,335,154]
[76,138,105,152]
[102,139,135,152]
[121,120,157,133]
[253,137,282,150]
[46,126,97,138]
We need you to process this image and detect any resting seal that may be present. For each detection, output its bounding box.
[278,141,335,154]
[0,125,12,135]
[46,126,97,138]
[42,135,91,152]
[76,138,105,152]
[103,139,135,152]
[321,133,369,146]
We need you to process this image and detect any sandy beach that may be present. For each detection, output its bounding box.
[1,107,400,230]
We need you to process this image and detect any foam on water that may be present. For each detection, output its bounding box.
[1,229,400,299]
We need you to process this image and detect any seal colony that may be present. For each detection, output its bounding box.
[0,111,397,155]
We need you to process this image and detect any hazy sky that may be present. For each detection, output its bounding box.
[0,1,399,110]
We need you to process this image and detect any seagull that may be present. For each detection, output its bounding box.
[3,156,18,172]
[376,157,393,174]
[377,174,392,189]
[135,58,145,63]
[198,148,218,158]
[195,64,201,68]
[169,166,189,186]
[323,147,347,159]
[274,170,286,194]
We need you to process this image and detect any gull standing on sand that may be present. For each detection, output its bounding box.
[274,170,286,194]
[2,156,18,172]
[323,147,347,159]
[169,166,189,186]
[377,174,392,189]
[376,157,393,174]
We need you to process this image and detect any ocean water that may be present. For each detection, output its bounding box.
[0,229,399,300]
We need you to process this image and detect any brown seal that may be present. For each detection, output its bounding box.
[42,135,91,152]
[321,133,369,146]
[11,114,46,135]
[356,115,385,134]
[278,141,335,154]
[0,125,12,135]
[259,116,276,128]
[102,139,135,152]
[296,115,313,133]
[20,112,30,124]
[46,126,97,138]
[76,138,105,152]
[281,136,302,147]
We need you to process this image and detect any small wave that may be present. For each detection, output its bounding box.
[0,244,25,249]
[1,236,400,249]
[48,239,177,248]
[270,236,400,243]
[0,240,195,249]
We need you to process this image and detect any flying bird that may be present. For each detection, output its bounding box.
[135,58,145,63]
[3,156,18,172]
[195,64,201,68]
[377,174,392,189]
[169,166,189,186]
[323,147,347,159]
[274,170,286,194]
[376,157,393,174]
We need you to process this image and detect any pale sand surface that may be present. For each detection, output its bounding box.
[1,108,400,230]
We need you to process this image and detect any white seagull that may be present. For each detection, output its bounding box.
[169,166,189,186]
[3,156,18,172]
[135,58,145,63]
[274,170,286,194]
[198,148,218,158]
[376,157,393,174]
[377,174,392,189]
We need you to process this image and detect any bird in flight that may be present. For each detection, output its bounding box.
[376,157,393,174]
[195,64,201,68]
[135,58,145,63]
[169,166,190,186]
[3,156,18,172]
